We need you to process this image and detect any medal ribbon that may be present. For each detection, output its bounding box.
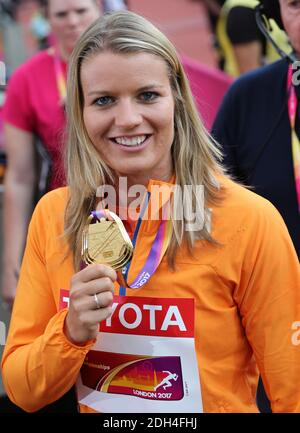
[49,47,67,106]
[287,65,300,212]
[92,191,173,295]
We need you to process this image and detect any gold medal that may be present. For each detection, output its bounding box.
[82,210,133,270]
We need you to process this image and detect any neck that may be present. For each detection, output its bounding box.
[117,168,174,207]
[127,173,172,189]
[57,43,71,62]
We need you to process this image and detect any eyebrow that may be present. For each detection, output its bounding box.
[87,84,165,97]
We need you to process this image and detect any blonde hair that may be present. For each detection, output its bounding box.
[64,11,224,270]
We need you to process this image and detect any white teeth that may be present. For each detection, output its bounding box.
[114,135,147,146]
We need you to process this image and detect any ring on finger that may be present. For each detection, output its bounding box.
[94,293,101,309]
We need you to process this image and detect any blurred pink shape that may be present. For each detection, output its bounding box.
[182,55,233,131]
[0,110,4,150]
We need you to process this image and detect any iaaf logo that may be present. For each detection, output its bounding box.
[154,371,179,391]
[89,353,185,401]
[60,291,194,338]
[132,367,182,400]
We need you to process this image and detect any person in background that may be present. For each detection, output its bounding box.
[212,1,300,410]
[200,0,226,34]
[1,0,50,72]
[216,0,290,76]
[1,0,101,308]
[190,0,225,65]
[191,0,288,76]
[14,0,50,55]
[213,0,300,260]
[1,11,300,413]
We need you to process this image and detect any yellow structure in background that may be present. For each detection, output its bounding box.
[217,0,291,77]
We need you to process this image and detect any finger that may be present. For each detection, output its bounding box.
[80,305,113,327]
[74,264,117,284]
[84,277,116,295]
[71,277,115,300]
[69,289,114,312]
[90,291,114,310]
[69,276,115,302]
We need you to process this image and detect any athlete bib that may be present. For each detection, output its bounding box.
[60,292,202,413]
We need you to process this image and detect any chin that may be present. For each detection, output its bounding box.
[115,165,151,177]
[64,39,78,52]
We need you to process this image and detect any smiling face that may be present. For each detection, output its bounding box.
[48,0,100,57]
[279,0,300,56]
[81,51,175,185]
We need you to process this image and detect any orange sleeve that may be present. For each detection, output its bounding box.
[233,201,300,412]
[1,196,95,412]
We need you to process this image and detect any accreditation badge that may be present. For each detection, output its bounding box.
[74,295,203,413]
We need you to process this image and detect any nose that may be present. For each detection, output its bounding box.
[114,99,143,129]
[66,12,80,27]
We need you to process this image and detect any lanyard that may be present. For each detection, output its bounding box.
[287,65,300,213]
[119,191,172,295]
[92,191,173,296]
[49,47,67,107]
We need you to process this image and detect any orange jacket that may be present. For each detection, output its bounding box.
[2,176,300,412]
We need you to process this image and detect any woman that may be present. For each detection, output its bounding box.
[1,0,101,307]
[2,11,300,413]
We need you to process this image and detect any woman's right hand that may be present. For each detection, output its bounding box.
[64,264,117,345]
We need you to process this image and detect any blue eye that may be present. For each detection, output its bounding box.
[95,96,114,106]
[139,92,159,102]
